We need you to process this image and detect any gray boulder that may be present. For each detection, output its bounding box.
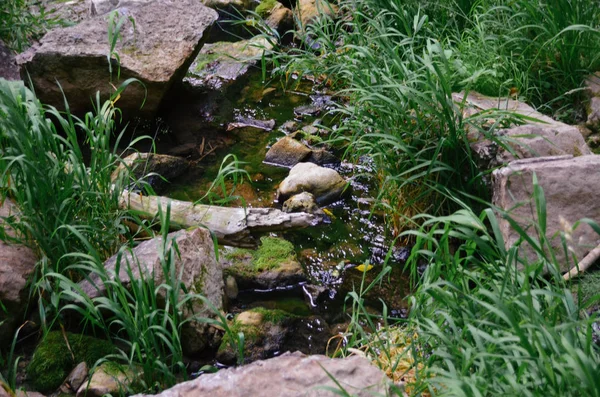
[78,228,224,355]
[453,91,590,169]
[185,37,273,92]
[492,155,600,272]
[494,124,590,165]
[17,0,218,117]
[277,162,348,205]
[134,351,389,397]
[0,199,38,346]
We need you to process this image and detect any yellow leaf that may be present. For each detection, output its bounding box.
[355,264,373,272]
[322,208,335,218]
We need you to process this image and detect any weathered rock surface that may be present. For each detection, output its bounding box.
[453,91,590,169]
[89,0,152,16]
[493,155,600,272]
[282,192,321,214]
[265,136,312,166]
[78,228,224,355]
[17,0,218,116]
[585,73,600,131]
[454,91,561,126]
[296,0,338,31]
[60,362,89,395]
[493,124,590,165]
[265,3,294,36]
[111,152,188,192]
[0,199,38,346]
[0,40,19,80]
[118,191,323,247]
[265,136,338,167]
[185,37,273,92]
[216,309,331,365]
[278,162,348,205]
[135,351,389,397]
[76,363,137,397]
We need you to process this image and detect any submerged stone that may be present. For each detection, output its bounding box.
[216,308,330,365]
[265,136,339,167]
[282,192,322,214]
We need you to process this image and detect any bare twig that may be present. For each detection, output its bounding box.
[562,243,600,281]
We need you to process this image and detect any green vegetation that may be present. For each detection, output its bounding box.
[0,0,60,51]
[253,236,296,271]
[27,331,114,393]
[254,0,277,18]
[0,79,141,274]
[274,0,600,395]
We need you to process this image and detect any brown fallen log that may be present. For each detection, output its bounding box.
[119,191,323,247]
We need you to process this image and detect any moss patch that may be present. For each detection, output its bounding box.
[28,331,114,393]
[252,237,296,271]
[255,0,278,17]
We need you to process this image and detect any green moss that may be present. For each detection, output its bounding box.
[252,237,296,271]
[255,0,278,17]
[28,332,114,393]
[193,53,221,73]
[249,307,295,324]
[224,247,253,262]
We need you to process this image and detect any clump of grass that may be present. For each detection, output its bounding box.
[0,79,148,275]
[0,0,59,52]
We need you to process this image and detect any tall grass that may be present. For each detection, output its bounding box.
[333,182,600,396]
[0,79,148,274]
[39,206,240,391]
[269,0,600,236]
[0,0,59,52]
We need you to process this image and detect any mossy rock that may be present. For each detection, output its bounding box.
[255,0,278,17]
[222,237,305,289]
[27,331,114,393]
[217,308,295,364]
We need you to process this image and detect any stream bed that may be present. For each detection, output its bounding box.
[160,70,412,363]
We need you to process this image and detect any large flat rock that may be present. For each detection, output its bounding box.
[134,351,390,397]
[184,37,273,92]
[492,155,600,272]
[17,0,218,116]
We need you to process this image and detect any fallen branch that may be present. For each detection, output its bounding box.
[119,190,323,247]
[562,243,600,281]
